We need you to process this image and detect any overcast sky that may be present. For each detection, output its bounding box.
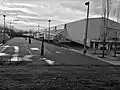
[0,0,120,31]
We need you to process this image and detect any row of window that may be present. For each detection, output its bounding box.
[43,24,67,31]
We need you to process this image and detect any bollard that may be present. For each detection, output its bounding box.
[29,38,31,44]
[25,37,27,40]
[41,42,44,56]
[83,49,87,55]
[2,40,5,44]
[41,37,44,56]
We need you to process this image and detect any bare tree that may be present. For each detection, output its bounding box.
[100,0,112,57]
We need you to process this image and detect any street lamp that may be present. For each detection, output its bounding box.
[48,20,51,42]
[39,26,45,56]
[83,1,90,55]
[38,25,39,31]
[38,25,40,38]
[3,15,6,44]
[10,22,12,39]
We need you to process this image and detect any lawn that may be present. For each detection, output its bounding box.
[0,64,120,90]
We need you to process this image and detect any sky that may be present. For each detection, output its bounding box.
[0,0,120,31]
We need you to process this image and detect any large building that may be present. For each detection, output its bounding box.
[42,17,120,48]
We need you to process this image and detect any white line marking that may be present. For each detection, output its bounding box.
[45,60,55,65]
[24,44,32,55]
[39,57,55,65]
[56,51,61,54]
[30,48,39,50]
[13,46,19,53]
[1,45,10,48]
[0,53,9,56]
[40,58,47,60]
[60,47,67,50]
[22,55,33,61]
[11,56,20,61]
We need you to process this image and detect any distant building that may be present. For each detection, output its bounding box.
[43,17,120,48]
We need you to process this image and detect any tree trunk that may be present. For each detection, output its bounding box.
[113,42,117,57]
[102,41,106,58]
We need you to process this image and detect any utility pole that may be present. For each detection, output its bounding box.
[83,1,90,55]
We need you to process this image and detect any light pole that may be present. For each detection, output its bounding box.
[10,22,11,39]
[29,30,31,44]
[38,25,40,38]
[83,1,90,55]
[3,15,6,44]
[48,20,51,42]
[38,25,39,31]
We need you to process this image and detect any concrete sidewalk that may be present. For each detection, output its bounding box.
[52,42,120,65]
[68,47,120,65]
[86,49,120,65]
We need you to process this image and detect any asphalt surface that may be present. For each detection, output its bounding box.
[0,37,111,65]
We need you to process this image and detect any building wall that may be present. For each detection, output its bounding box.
[66,19,86,44]
[87,18,103,41]
[107,19,120,40]
[65,18,120,46]
[42,18,120,46]
[66,18,103,46]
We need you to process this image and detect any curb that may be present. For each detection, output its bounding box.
[68,48,120,65]
[0,43,3,46]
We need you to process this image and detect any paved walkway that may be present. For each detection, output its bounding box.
[31,40,120,65]
[67,48,120,65]
[55,43,120,65]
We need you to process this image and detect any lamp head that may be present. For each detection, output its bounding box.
[3,15,6,17]
[85,1,89,5]
[48,20,51,22]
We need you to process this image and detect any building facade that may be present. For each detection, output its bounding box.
[42,17,120,48]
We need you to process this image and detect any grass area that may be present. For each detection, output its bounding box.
[0,64,120,90]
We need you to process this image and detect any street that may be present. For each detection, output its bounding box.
[0,37,111,65]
